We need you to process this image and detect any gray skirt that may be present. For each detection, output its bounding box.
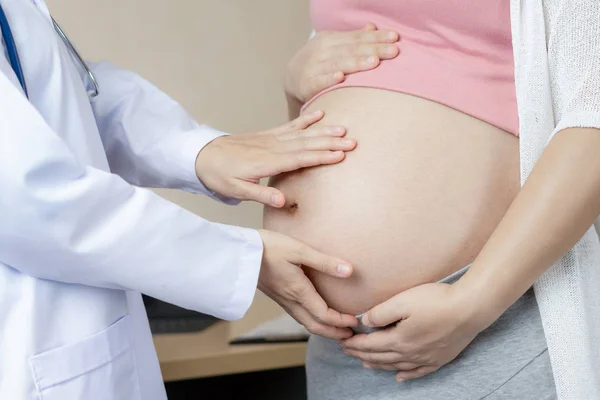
[306,267,556,400]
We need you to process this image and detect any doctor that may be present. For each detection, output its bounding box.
[0,0,404,399]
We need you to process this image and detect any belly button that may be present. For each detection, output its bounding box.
[287,201,299,214]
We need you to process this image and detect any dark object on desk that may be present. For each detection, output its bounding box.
[228,313,310,345]
[142,295,220,334]
[229,335,309,345]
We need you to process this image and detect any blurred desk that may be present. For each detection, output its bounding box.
[153,292,307,382]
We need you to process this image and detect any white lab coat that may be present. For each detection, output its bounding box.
[0,1,263,399]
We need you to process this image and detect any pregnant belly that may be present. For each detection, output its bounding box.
[263,88,520,315]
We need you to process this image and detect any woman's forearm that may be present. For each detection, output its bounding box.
[455,127,600,330]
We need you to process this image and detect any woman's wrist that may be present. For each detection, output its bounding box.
[449,265,516,333]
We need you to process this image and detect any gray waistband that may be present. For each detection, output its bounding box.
[352,264,471,334]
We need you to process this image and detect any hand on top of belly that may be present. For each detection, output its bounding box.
[194,111,355,207]
[340,283,482,381]
[285,24,400,104]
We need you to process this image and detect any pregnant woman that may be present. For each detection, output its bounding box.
[264,1,600,399]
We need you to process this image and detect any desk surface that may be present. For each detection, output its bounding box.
[153,292,307,382]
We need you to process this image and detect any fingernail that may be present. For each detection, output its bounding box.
[329,151,344,160]
[363,56,377,66]
[270,194,282,206]
[332,126,345,133]
[341,138,355,146]
[384,45,398,56]
[333,71,344,81]
[363,363,372,369]
[337,264,352,276]
[312,110,324,117]
[387,32,399,40]
[362,314,372,327]
[396,377,405,383]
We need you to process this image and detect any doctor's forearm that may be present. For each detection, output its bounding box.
[454,127,600,329]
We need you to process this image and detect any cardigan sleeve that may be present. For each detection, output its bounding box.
[545,1,600,137]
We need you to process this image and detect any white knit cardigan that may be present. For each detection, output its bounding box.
[511,1,600,399]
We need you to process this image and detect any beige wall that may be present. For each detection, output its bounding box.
[47,0,311,228]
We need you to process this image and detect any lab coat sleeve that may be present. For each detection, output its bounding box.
[0,66,263,321]
[88,61,239,204]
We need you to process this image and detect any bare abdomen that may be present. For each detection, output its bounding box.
[263,88,519,315]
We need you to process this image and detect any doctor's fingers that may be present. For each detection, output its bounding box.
[271,150,346,173]
[293,283,358,328]
[281,136,357,153]
[233,181,286,208]
[287,302,354,339]
[278,124,347,140]
[290,240,353,278]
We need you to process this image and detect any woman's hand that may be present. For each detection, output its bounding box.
[257,230,358,339]
[340,283,483,381]
[285,24,400,105]
[195,110,356,207]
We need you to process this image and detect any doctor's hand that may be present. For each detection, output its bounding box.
[195,111,356,207]
[340,283,483,381]
[285,24,400,104]
[257,230,358,339]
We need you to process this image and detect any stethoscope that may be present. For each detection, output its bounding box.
[0,3,99,98]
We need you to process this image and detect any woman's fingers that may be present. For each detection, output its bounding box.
[320,55,380,76]
[362,362,428,374]
[332,28,400,45]
[340,330,397,352]
[362,23,377,32]
[363,362,400,372]
[271,110,324,134]
[306,72,345,98]
[313,44,398,81]
[332,43,400,60]
[396,365,439,381]
[344,349,407,364]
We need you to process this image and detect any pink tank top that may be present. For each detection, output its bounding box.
[309,0,519,136]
